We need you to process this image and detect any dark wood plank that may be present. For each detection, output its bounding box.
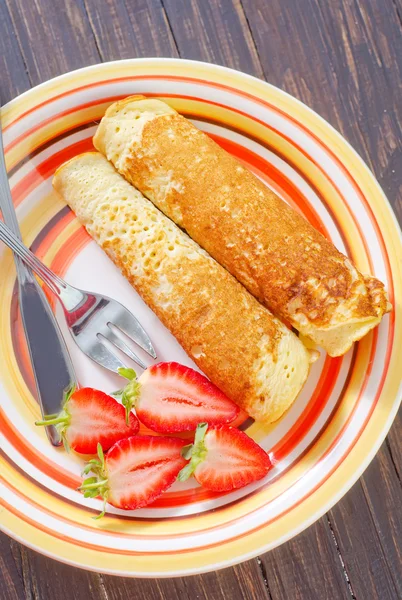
[259,518,352,600]
[387,411,402,481]
[328,443,402,600]
[361,442,402,597]
[83,0,178,60]
[0,535,26,600]
[240,0,402,223]
[0,0,31,101]
[0,531,269,600]
[0,533,106,600]
[101,560,270,600]
[162,0,263,77]
[5,0,101,85]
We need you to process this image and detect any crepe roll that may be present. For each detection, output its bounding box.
[94,96,391,357]
[53,152,314,424]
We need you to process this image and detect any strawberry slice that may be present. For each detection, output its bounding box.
[35,387,139,454]
[114,363,239,433]
[79,436,187,515]
[178,423,272,491]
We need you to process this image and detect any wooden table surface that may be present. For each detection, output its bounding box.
[0,1,401,598]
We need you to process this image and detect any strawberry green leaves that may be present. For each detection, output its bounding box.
[114,367,141,425]
[79,443,109,519]
[178,423,208,482]
[35,384,76,452]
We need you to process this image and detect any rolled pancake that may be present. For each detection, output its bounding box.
[53,152,314,424]
[94,96,391,357]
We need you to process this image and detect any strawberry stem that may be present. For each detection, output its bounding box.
[177,423,208,482]
[114,367,141,425]
[79,443,110,519]
[118,367,137,381]
[92,502,107,520]
[35,415,69,426]
[62,384,76,406]
[35,385,76,451]
[80,479,108,489]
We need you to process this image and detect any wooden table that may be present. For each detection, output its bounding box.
[1,1,401,598]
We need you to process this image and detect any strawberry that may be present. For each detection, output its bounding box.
[79,436,187,516]
[178,423,272,492]
[114,363,239,433]
[35,386,139,454]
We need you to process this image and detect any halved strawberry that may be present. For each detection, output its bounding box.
[178,423,272,492]
[35,387,139,454]
[114,363,239,433]
[79,436,187,515]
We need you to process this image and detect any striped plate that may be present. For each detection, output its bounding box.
[0,59,401,577]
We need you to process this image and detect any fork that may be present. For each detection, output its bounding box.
[0,220,156,373]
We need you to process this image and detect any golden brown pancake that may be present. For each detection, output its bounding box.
[94,96,391,357]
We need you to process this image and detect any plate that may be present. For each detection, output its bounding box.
[0,58,401,577]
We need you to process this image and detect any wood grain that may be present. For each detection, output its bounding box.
[1,535,106,600]
[83,0,178,60]
[329,444,402,599]
[0,535,26,600]
[240,0,402,224]
[0,0,31,101]
[100,560,270,600]
[0,0,401,598]
[0,531,270,600]
[5,0,100,85]
[162,0,264,77]
[387,411,401,480]
[259,518,352,600]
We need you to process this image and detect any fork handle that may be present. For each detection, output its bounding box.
[0,220,66,293]
[0,220,84,312]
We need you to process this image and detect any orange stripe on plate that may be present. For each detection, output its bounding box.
[271,355,342,462]
[5,96,124,153]
[11,138,95,208]
[0,410,79,488]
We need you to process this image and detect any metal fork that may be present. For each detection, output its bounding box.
[0,220,156,373]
